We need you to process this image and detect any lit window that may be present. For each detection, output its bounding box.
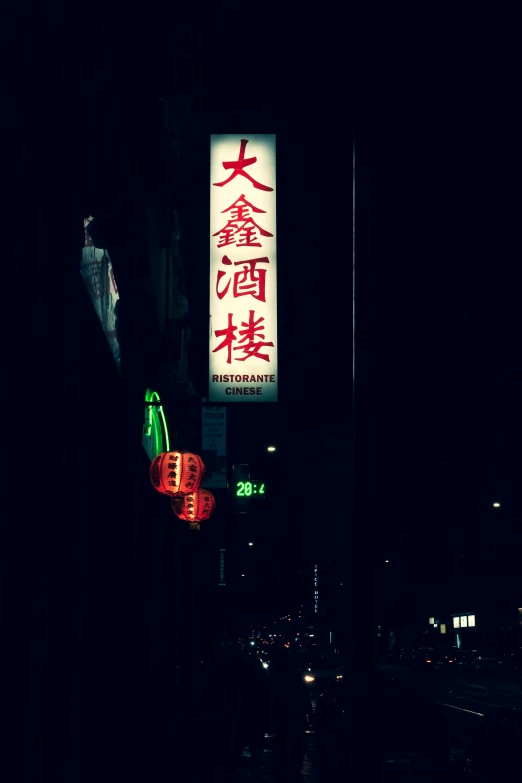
[468,614,475,627]
[460,615,468,628]
[453,617,460,628]
[429,617,435,625]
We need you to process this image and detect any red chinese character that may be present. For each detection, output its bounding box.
[213,194,273,248]
[216,255,269,302]
[212,312,238,364]
[234,310,274,362]
[213,139,273,191]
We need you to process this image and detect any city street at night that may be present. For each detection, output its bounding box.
[11,5,521,782]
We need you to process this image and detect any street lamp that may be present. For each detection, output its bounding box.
[385,560,390,563]
[248,542,254,546]
[493,502,501,508]
[267,446,276,452]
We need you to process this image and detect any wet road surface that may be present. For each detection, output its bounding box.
[235,697,320,781]
[235,731,319,781]
[188,669,521,780]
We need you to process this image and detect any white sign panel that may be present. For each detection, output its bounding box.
[210,135,277,402]
[202,406,227,488]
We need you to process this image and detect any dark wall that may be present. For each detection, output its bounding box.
[9,17,184,780]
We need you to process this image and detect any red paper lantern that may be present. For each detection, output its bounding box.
[172,488,216,530]
[149,451,205,497]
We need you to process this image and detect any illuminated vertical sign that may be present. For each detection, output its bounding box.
[314,564,319,613]
[209,135,277,402]
[219,548,226,586]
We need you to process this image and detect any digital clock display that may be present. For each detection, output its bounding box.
[235,481,266,497]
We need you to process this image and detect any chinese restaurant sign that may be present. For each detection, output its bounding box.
[209,135,277,402]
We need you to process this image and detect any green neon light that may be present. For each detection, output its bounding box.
[159,406,170,452]
[144,389,170,454]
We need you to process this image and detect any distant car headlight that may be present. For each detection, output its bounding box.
[304,675,315,683]
[336,674,343,679]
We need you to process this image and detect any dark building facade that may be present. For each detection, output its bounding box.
[13,20,216,779]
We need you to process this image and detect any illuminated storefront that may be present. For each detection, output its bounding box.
[451,612,476,649]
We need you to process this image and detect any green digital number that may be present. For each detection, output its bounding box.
[236,480,265,497]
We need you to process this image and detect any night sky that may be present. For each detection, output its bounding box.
[370,57,520,618]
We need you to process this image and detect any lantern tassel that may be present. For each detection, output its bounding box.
[188,522,201,531]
